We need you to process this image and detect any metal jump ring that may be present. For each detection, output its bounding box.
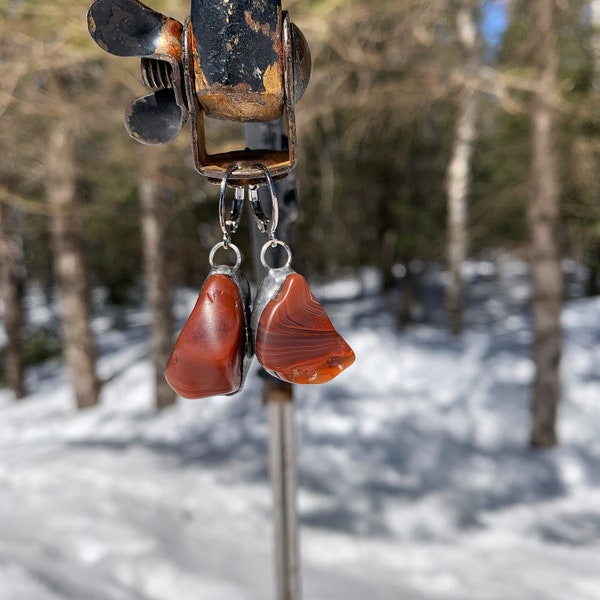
[260,239,292,270]
[209,241,242,270]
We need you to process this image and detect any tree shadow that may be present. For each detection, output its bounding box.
[63,284,600,544]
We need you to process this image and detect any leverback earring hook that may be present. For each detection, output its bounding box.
[219,165,246,246]
[220,163,281,243]
[249,163,280,242]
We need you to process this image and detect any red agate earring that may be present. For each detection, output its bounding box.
[164,171,253,399]
[165,162,355,396]
[249,167,355,385]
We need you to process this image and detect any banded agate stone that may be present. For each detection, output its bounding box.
[165,274,245,399]
[255,273,355,384]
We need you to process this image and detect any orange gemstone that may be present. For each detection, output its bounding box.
[164,274,245,399]
[255,274,355,384]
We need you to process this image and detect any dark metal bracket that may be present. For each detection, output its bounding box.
[87,0,311,184]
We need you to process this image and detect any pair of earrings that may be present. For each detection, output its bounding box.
[164,166,355,400]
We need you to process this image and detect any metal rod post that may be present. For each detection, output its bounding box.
[268,383,301,600]
[245,121,302,600]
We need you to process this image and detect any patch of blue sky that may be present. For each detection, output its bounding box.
[480,0,508,59]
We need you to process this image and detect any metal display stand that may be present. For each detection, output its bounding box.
[87,2,309,597]
[245,121,302,600]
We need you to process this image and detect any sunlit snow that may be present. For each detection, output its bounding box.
[1,258,599,599]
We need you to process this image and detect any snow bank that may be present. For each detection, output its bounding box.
[0,269,599,599]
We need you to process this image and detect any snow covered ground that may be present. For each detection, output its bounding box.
[1,259,599,599]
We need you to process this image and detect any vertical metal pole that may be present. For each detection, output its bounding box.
[245,121,302,600]
[268,383,301,600]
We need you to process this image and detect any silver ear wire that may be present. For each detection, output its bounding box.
[248,163,280,241]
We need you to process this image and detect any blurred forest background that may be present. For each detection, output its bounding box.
[0,0,599,446]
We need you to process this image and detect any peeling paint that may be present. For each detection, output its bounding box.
[244,10,272,37]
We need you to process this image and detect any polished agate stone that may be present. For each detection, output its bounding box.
[164,274,244,399]
[255,273,355,384]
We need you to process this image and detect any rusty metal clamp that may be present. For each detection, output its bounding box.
[87,0,311,185]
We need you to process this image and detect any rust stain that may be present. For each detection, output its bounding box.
[202,149,290,178]
[244,10,271,37]
[191,29,211,93]
[271,10,284,56]
[197,84,283,122]
[262,61,282,95]
[194,65,211,98]
[156,18,184,62]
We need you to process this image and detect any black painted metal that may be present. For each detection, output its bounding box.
[88,0,168,57]
[87,0,309,181]
[125,89,186,145]
[191,0,281,91]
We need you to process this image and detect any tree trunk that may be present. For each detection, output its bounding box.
[587,2,600,297]
[0,203,26,399]
[586,243,600,296]
[139,149,176,411]
[398,259,418,328]
[446,89,478,334]
[445,1,479,335]
[529,0,563,448]
[590,0,600,91]
[47,121,100,410]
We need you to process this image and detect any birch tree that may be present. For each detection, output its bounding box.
[445,0,481,334]
[529,0,563,448]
